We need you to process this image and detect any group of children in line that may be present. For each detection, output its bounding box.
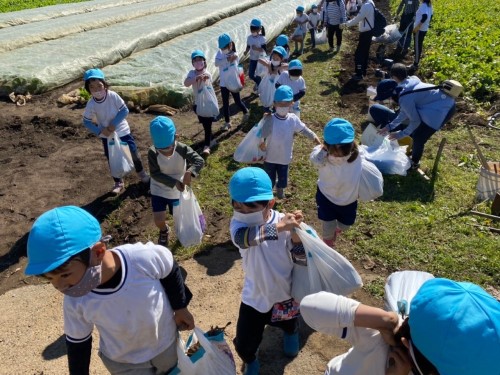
[24,5,499,375]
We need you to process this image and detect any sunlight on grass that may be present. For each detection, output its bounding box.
[0,0,89,13]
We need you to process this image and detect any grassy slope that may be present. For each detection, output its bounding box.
[0,0,89,13]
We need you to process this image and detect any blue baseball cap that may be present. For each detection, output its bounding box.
[272,46,287,58]
[26,206,102,275]
[250,18,262,27]
[324,118,355,144]
[288,59,303,70]
[218,33,231,49]
[191,50,205,60]
[150,116,176,149]
[229,167,274,202]
[409,278,500,375]
[312,4,318,9]
[83,68,104,81]
[296,5,305,12]
[274,85,294,102]
[276,34,288,47]
[374,79,399,101]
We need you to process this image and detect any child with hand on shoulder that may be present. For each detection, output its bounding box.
[260,85,321,199]
[292,5,309,56]
[25,205,195,375]
[276,59,306,118]
[245,18,267,93]
[310,118,382,247]
[229,167,306,375]
[82,68,149,195]
[215,33,249,131]
[184,50,218,156]
[148,116,204,247]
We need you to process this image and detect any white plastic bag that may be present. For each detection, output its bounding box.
[195,82,219,118]
[224,63,243,93]
[384,270,434,314]
[476,166,500,200]
[360,123,385,148]
[258,73,277,108]
[107,132,134,178]
[360,138,411,176]
[292,223,362,301]
[233,118,268,164]
[314,29,327,45]
[173,327,236,375]
[359,158,384,202]
[173,187,205,247]
[256,57,268,78]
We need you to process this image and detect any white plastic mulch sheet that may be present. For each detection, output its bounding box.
[106,0,318,106]
[0,0,265,95]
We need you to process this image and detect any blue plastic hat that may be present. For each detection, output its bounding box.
[324,118,355,144]
[83,68,105,81]
[276,34,289,47]
[409,278,500,375]
[296,5,305,12]
[218,33,231,49]
[274,85,294,102]
[250,18,262,27]
[271,46,287,58]
[150,116,176,149]
[229,167,274,202]
[191,50,206,60]
[373,79,399,101]
[288,59,303,71]
[26,206,102,275]
[312,4,318,9]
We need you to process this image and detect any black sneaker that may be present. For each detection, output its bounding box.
[158,227,169,247]
[410,161,420,170]
[351,74,363,82]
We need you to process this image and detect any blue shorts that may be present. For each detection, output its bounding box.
[151,195,179,214]
[316,187,358,226]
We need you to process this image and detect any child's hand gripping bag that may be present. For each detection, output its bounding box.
[358,157,384,202]
[314,28,327,45]
[224,63,243,93]
[173,187,206,247]
[107,132,134,178]
[258,73,277,108]
[233,116,271,164]
[292,223,362,301]
[384,270,434,316]
[172,325,236,375]
[195,82,219,118]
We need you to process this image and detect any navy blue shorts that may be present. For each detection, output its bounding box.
[316,187,358,226]
[151,195,179,214]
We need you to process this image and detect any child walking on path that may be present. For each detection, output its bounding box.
[229,167,306,375]
[25,206,195,375]
[276,59,306,118]
[184,49,218,155]
[215,33,250,130]
[308,4,321,49]
[275,34,291,62]
[245,18,267,93]
[261,85,321,199]
[292,5,309,56]
[148,116,204,247]
[310,118,381,247]
[82,68,149,195]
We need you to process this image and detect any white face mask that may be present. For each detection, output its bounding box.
[290,75,300,81]
[193,61,205,71]
[232,207,267,226]
[92,89,106,100]
[63,252,102,297]
[275,106,290,117]
[271,60,281,67]
[251,32,258,36]
[313,9,318,13]
[328,155,350,165]
[221,48,230,54]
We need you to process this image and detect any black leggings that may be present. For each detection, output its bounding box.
[220,86,248,123]
[354,30,373,76]
[198,115,213,147]
[327,24,342,48]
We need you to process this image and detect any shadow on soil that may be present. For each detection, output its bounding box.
[43,334,66,361]
[193,241,241,277]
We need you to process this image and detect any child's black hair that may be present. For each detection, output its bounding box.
[84,78,108,94]
[42,248,91,277]
[289,69,302,77]
[250,25,266,37]
[325,141,359,163]
[231,199,270,209]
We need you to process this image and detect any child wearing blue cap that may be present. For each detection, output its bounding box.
[257,46,289,112]
[260,85,321,199]
[307,4,322,49]
[300,275,500,375]
[276,59,306,118]
[245,18,267,93]
[275,34,291,62]
[25,205,195,374]
[82,68,150,194]
[148,116,204,246]
[229,167,306,375]
[215,33,250,130]
[310,118,380,247]
[292,5,309,55]
[184,50,217,155]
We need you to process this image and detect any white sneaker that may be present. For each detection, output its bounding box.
[111,181,124,195]
[242,113,250,122]
[221,122,231,131]
[202,146,211,155]
[137,170,150,184]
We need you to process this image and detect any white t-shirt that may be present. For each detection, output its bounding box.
[247,34,267,61]
[150,147,186,199]
[185,69,213,102]
[415,3,433,31]
[308,12,322,29]
[230,210,294,313]
[83,90,130,138]
[265,113,309,165]
[214,50,240,88]
[64,243,177,364]
[294,13,310,33]
[276,72,306,95]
